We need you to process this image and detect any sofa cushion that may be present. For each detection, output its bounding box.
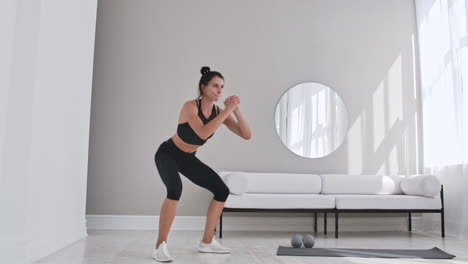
[225,193,335,209]
[333,195,442,209]
[401,174,441,197]
[218,171,234,179]
[220,171,321,194]
[224,172,248,195]
[320,174,404,195]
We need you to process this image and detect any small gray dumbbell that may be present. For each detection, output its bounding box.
[302,234,315,248]
[291,233,303,248]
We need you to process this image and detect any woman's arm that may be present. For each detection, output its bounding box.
[184,100,237,140]
[222,105,252,140]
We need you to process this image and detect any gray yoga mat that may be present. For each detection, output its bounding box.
[277,246,455,259]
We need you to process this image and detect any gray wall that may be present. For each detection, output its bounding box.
[87,0,421,216]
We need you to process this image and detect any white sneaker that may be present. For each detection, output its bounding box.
[152,241,174,262]
[198,236,231,254]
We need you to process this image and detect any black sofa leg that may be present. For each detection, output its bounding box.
[441,185,445,237]
[219,212,223,238]
[324,213,327,235]
[441,210,445,237]
[335,211,339,238]
[408,212,412,232]
[314,212,318,232]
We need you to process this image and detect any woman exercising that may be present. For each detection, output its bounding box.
[152,66,252,262]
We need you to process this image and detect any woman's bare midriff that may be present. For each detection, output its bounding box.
[171,134,200,153]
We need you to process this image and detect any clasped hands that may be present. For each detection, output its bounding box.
[223,95,241,112]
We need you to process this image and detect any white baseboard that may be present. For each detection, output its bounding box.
[86,215,206,230]
[87,214,422,233]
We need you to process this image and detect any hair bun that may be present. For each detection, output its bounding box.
[200,66,211,75]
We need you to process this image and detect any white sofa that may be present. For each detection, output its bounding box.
[218,171,444,238]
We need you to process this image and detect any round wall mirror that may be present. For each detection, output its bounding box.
[274,82,349,158]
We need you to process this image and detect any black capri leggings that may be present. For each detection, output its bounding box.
[154,138,230,202]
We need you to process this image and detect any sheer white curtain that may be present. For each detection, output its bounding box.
[415,0,468,238]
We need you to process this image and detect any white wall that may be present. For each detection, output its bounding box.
[0,0,97,263]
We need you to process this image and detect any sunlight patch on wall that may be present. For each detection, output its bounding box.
[348,114,363,174]
[387,54,403,129]
[372,81,385,153]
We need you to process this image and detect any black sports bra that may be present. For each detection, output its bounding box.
[177,99,219,145]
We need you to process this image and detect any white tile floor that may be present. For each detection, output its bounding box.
[34,230,468,264]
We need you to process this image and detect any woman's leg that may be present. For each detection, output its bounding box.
[178,156,230,243]
[155,152,183,249]
[203,199,225,243]
[156,198,178,249]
